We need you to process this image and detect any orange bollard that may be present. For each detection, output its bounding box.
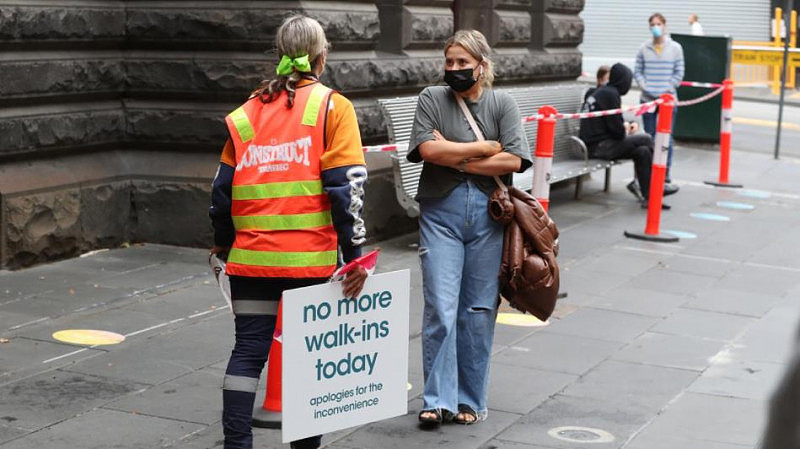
[705,79,742,188]
[252,300,282,429]
[625,94,679,243]
[533,105,557,212]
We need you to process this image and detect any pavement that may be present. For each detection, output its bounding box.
[2,146,800,449]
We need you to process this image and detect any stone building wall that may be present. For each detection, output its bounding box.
[0,0,583,268]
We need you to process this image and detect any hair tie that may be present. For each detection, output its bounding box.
[276,54,311,76]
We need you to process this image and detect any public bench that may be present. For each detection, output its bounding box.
[378,83,623,217]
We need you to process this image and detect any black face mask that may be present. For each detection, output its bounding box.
[444,68,477,92]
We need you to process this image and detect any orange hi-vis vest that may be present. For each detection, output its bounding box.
[224,82,337,278]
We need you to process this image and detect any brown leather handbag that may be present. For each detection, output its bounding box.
[454,93,560,321]
[488,182,560,321]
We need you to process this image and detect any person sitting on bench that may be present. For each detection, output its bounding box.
[579,63,669,209]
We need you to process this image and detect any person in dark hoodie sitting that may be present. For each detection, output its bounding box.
[579,63,668,209]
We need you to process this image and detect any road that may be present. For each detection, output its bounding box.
[731,98,800,158]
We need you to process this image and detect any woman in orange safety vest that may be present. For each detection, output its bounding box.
[209,15,368,449]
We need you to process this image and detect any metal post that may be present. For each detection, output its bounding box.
[775,0,794,160]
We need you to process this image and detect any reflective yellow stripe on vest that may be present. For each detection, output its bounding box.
[232,211,332,231]
[228,248,337,267]
[229,106,255,143]
[302,84,330,126]
[232,180,324,200]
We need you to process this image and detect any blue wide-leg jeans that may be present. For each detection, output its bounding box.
[419,180,504,419]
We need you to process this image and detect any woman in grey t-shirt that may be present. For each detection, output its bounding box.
[408,30,532,426]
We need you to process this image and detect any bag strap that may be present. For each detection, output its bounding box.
[452,91,507,192]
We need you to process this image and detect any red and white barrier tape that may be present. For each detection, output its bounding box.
[675,85,725,107]
[362,144,400,153]
[363,84,724,153]
[680,81,723,88]
[522,98,664,122]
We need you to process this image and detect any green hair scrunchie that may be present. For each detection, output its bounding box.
[276,54,312,76]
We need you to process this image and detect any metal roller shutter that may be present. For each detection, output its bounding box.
[580,0,770,74]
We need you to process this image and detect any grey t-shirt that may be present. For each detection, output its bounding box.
[407,86,532,200]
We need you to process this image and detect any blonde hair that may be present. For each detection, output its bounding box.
[444,30,495,88]
[255,15,330,107]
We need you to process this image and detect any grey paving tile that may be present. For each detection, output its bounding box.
[747,234,800,270]
[493,332,623,375]
[0,309,46,334]
[726,310,800,364]
[487,364,577,415]
[626,433,752,449]
[688,358,785,400]
[561,360,697,412]
[118,281,228,322]
[632,392,766,447]
[679,226,767,262]
[0,270,83,301]
[558,270,632,298]
[570,249,664,278]
[328,403,520,449]
[657,254,735,278]
[0,423,28,445]
[589,287,688,317]
[626,268,717,296]
[492,316,545,348]
[0,408,203,449]
[92,262,211,292]
[105,369,223,425]
[479,441,556,449]
[546,308,658,343]
[611,332,725,371]
[2,281,131,312]
[64,315,233,385]
[713,264,800,297]
[683,288,783,318]
[0,369,145,431]
[650,308,755,342]
[0,336,105,385]
[13,306,172,343]
[496,394,647,448]
[169,421,225,449]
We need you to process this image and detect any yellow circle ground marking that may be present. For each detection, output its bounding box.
[496,313,549,327]
[52,329,125,346]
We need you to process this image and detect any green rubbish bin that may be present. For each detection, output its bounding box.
[672,33,732,142]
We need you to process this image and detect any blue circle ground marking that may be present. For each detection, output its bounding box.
[737,190,771,199]
[662,229,698,239]
[690,212,730,222]
[716,201,755,211]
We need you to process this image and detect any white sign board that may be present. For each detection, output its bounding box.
[281,269,410,442]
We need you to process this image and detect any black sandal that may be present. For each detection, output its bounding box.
[453,404,479,425]
[418,409,443,426]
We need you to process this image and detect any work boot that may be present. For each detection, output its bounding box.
[626,180,644,201]
[663,183,680,196]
